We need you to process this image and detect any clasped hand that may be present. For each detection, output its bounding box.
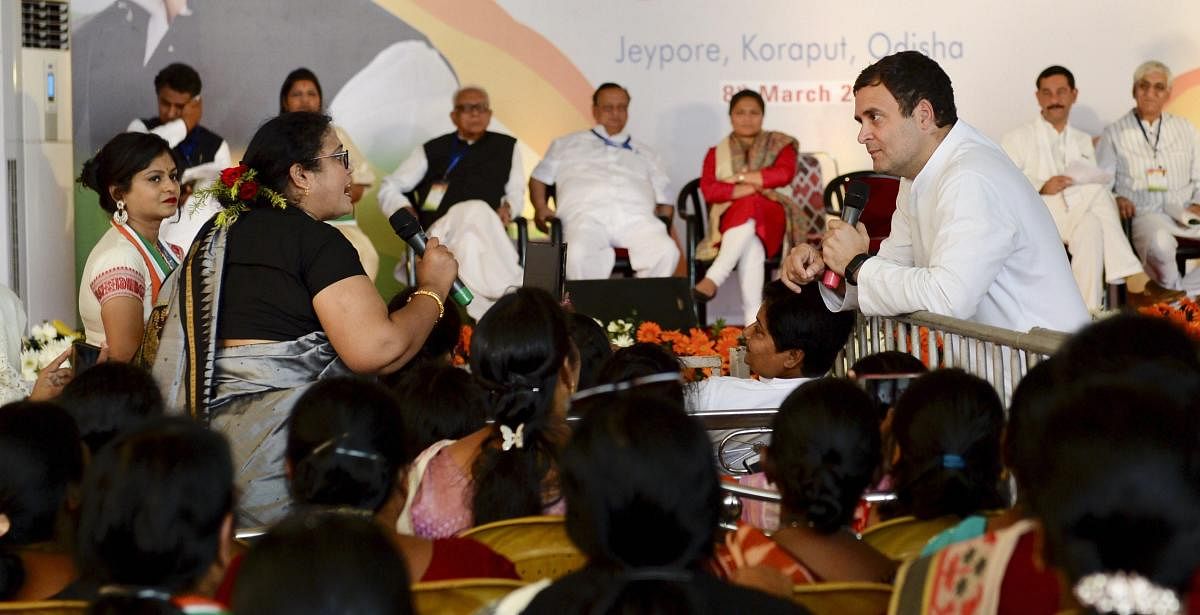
[780,219,869,291]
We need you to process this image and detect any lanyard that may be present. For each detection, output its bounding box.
[1134,110,1162,158]
[590,129,633,151]
[442,139,470,180]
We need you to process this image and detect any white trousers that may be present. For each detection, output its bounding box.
[429,200,524,320]
[703,219,766,325]
[1046,185,1143,309]
[562,211,678,280]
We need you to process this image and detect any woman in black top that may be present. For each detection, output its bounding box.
[147,112,458,525]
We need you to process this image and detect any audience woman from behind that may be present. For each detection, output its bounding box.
[711,378,894,586]
[147,111,460,526]
[388,363,488,462]
[694,89,801,326]
[1030,373,1200,615]
[284,377,516,582]
[0,401,84,602]
[78,132,184,361]
[78,418,235,614]
[55,361,163,455]
[879,369,1006,528]
[488,391,802,614]
[400,287,579,538]
[233,511,413,615]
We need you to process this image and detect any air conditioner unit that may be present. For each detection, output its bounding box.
[0,0,75,325]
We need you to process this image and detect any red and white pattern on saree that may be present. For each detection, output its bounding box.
[90,266,146,304]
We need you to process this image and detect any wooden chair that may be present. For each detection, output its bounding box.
[0,601,88,614]
[458,515,585,582]
[410,578,525,615]
[791,582,894,615]
[860,515,960,562]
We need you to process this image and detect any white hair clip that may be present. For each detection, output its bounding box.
[500,423,525,451]
[1075,571,1181,615]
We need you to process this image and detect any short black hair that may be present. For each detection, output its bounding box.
[388,363,487,461]
[592,82,629,106]
[56,362,164,455]
[761,281,856,377]
[729,89,765,115]
[1036,65,1076,90]
[566,312,613,391]
[153,62,202,96]
[854,51,957,128]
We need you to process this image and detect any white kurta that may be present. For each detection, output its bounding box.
[531,125,678,279]
[1097,111,1200,290]
[1001,116,1143,310]
[822,121,1089,333]
[377,132,525,319]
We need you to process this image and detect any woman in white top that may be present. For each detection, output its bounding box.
[78,132,183,361]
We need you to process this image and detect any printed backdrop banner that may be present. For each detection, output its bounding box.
[70,0,1200,294]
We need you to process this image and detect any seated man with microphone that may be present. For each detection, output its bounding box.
[784,51,1088,333]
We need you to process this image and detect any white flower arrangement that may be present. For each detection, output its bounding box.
[20,320,78,382]
[605,318,635,348]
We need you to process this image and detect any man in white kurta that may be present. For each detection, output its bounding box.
[1001,66,1152,311]
[784,51,1089,333]
[530,83,678,280]
[1096,61,1200,293]
[378,87,525,320]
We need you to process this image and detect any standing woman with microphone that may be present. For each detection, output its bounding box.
[147,112,459,527]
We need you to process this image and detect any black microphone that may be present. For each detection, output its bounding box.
[822,180,872,288]
[387,208,473,306]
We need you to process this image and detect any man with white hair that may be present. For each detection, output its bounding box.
[378,86,525,319]
[1097,61,1200,292]
[1002,65,1176,310]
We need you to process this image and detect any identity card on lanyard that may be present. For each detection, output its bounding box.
[425,140,469,211]
[1136,111,1169,192]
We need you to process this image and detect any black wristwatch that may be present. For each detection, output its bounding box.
[845,253,872,286]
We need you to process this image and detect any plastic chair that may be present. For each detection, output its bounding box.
[823,172,901,254]
[410,578,525,615]
[860,515,960,562]
[0,602,88,614]
[458,515,585,582]
[790,582,893,615]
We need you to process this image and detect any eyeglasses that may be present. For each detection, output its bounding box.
[310,149,350,169]
[454,103,491,115]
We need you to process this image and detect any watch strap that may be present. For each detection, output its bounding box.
[845,253,872,286]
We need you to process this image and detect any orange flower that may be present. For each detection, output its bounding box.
[453,324,473,366]
[637,321,663,344]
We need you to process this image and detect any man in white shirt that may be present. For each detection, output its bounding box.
[378,86,524,319]
[783,51,1089,333]
[530,83,678,280]
[127,63,232,249]
[1001,65,1173,310]
[691,280,856,411]
[1097,60,1200,293]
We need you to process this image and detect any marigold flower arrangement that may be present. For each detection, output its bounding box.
[451,319,743,377]
[1139,297,1200,341]
[193,164,288,228]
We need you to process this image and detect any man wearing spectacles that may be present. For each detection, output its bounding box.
[1097,61,1200,294]
[378,86,524,319]
[127,63,233,249]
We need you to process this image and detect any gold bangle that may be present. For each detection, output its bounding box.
[409,289,444,320]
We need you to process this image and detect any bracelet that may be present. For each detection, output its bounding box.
[845,253,873,286]
[408,289,444,321]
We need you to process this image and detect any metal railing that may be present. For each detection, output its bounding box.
[833,311,1070,406]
